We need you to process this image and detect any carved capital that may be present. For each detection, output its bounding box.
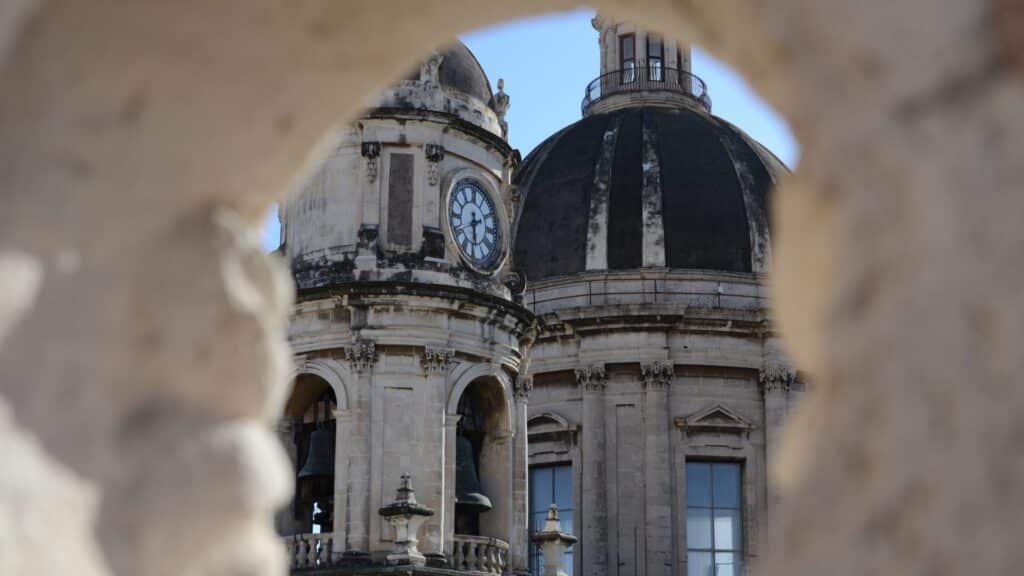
[420,347,454,375]
[575,364,607,392]
[759,364,796,393]
[514,376,533,401]
[361,141,381,183]
[346,339,378,373]
[641,361,674,389]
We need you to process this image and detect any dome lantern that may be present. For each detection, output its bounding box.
[584,15,710,116]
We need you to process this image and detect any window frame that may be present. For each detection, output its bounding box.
[528,463,574,576]
[685,460,744,576]
[647,34,665,82]
[619,33,636,83]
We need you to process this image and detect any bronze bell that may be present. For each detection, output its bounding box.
[298,426,336,480]
[455,434,492,514]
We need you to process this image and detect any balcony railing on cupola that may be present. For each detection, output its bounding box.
[581,66,711,116]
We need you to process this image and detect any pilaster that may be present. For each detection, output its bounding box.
[575,364,608,576]
[759,363,795,516]
[641,362,673,576]
[510,375,532,573]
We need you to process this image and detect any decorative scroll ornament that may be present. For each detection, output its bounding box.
[346,339,378,373]
[575,364,607,392]
[514,376,533,400]
[641,361,674,389]
[420,347,454,375]
[424,144,445,186]
[361,141,381,183]
[759,363,796,393]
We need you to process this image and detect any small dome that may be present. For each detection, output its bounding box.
[512,106,785,282]
[404,41,495,108]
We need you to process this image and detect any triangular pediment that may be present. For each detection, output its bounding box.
[675,404,755,436]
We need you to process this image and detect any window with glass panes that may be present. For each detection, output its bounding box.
[647,34,664,81]
[686,462,743,576]
[529,465,573,576]
[619,34,636,83]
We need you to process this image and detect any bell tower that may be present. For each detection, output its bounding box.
[276,41,534,575]
[584,14,711,116]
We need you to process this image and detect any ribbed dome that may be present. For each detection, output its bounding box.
[512,106,785,282]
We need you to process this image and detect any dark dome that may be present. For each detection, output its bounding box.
[512,106,785,282]
[405,41,495,107]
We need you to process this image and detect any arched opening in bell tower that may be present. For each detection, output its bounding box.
[280,374,339,537]
[452,377,512,542]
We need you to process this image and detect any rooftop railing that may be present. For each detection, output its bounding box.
[581,66,711,116]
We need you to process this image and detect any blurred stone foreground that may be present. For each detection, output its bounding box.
[0,1,1022,576]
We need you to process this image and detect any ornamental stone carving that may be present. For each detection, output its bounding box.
[419,51,444,85]
[425,144,445,186]
[494,79,510,140]
[759,363,796,393]
[514,376,533,400]
[420,347,454,375]
[361,141,381,183]
[575,364,607,392]
[346,339,378,373]
[641,361,674,389]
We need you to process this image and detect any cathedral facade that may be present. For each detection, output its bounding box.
[276,16,800,576]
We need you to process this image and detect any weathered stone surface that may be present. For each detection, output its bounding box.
[1,1,1022,576]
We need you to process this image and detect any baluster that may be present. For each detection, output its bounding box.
[321,534,333,565]
[479,542,490,573]
[488,544,498,573]
[305,535,317,567]
[466,541,478,571]
[454,541,465,570]
[284,536,295,568]
[294,537,307,568]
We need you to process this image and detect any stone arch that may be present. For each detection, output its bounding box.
[289,357,352,412]
[446,362,514,436]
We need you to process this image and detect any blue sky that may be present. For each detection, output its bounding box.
[260,8,797,251]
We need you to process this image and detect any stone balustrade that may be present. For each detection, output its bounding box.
[449,535,510,574]
[284,533,334,569]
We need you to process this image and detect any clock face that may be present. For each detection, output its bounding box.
[448,179,502,270]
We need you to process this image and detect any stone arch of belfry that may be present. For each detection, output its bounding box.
[1,1,1022,576]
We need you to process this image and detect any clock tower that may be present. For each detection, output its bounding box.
[276,41,534,575]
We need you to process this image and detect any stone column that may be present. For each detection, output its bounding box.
[510,375,533,573]
[332,408,353,560]
[642,362,674,576]
[420,347,455,559]
[576,365,608,576]
[442,413,461,557]
[344,340,378,559]
[759,365,794,517]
